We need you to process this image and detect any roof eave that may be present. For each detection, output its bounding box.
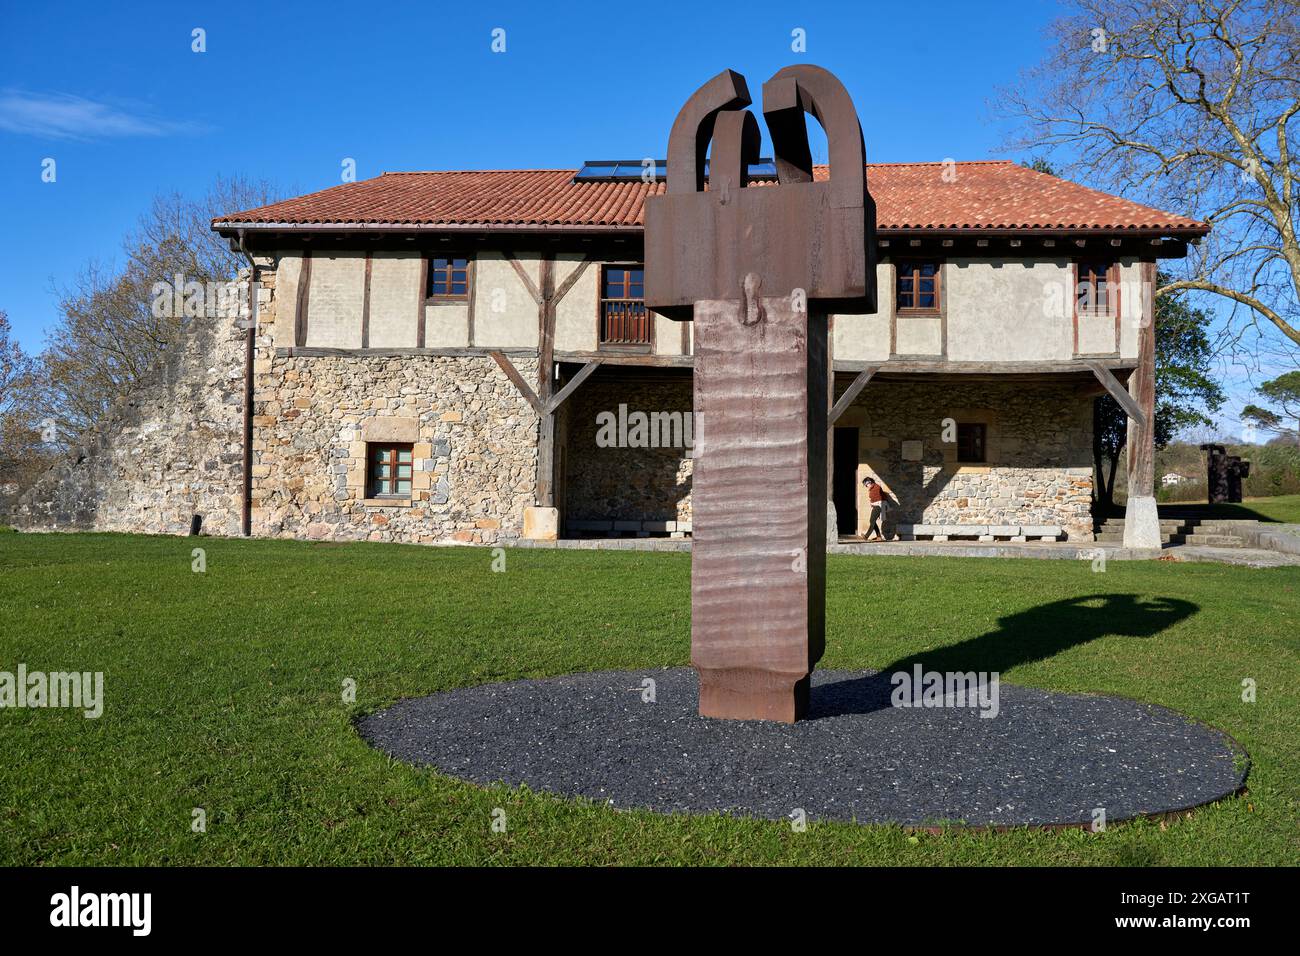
[213,220,1209,239]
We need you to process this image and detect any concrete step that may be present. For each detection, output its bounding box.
[1179,533,1244,547]
[1095,532,1183,544]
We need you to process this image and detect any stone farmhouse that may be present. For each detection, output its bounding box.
[9,160,1207,547]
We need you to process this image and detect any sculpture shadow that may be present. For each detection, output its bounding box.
[808,593,1199,719]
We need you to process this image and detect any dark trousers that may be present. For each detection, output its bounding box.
[867,504,883,539]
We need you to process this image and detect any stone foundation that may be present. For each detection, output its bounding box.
[251,352,538,545]
[835,379,1094,540]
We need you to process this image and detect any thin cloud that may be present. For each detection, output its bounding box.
[0,89,205,140]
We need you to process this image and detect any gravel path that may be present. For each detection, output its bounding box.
[357,668,1247,827]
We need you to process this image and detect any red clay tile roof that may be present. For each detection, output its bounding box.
[213,161,1207,235]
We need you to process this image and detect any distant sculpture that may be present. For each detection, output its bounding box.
[1201,443,1250,504]
[645,65,876,722]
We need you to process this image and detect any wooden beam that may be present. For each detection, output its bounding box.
[1087,360,1146,428]
[416,256,428,348]
[360,252,372,349]
[536,413,556,508]
[537,256,555,400]
[556,349,692,368]
[294,251,312,347]
[553,256,593,303]
[465,258,477,347]
[829,366,877,426]
[488,349,543,415]
[545,361,600,414]
[506,255,542,304]
[277,346,533,359]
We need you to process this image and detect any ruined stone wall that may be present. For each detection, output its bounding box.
[838,378,1094,539]
[7,275,249,535]
[562,372,693,529]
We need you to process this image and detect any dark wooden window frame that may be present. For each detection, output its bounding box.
[894,260,943,316]
[956,422,987,464]
[367,442,415,499]
[1072,259,1122,357]
[598,262,652,350]
[425,255,472,301]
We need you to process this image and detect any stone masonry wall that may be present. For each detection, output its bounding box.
[251,353,538,545]
[563,373,693,528]
[7,275,249,535]
[840,379,1094,539]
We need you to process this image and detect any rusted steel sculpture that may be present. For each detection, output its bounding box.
[645,65,876,722]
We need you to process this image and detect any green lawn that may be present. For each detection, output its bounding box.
[1,532,1297,866]
[1159,494,1300,524]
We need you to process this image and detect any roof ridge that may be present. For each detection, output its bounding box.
[378,160,1019,176]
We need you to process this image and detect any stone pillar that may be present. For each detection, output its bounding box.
[1124,262,1160,549]
[690,292,827,723]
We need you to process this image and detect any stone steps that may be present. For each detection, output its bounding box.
[1097,517,1252,548]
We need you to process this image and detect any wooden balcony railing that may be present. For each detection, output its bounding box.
[600,300,652,348]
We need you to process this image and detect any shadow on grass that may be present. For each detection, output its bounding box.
[810,593,1199,719]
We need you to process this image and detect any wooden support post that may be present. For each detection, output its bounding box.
[1123,261,1160,548]
[294,250,312,347]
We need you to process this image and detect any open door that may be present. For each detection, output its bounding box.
[832,427,859,536]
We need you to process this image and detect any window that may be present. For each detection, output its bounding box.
[956,423,986,463]
[427,256,470,298]
[1076,261,1115,315]
[599,264,651,347]
[368,443,413,498]
[896,262,941,314]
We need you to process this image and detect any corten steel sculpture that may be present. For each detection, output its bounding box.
[645,65,876,722]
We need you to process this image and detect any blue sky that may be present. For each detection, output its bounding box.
[0,0,1275,430]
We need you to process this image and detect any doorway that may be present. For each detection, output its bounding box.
[832,427,859,536]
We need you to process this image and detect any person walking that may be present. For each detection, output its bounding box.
[862,476,887,541]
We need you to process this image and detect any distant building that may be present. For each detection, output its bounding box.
[1162,473,1189,487]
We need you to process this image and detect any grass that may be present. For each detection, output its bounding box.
[1,531,1297,866]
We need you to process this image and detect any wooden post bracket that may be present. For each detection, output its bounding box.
[1086,361,1146,429]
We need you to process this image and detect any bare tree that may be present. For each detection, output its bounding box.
[1000,0,1300,355]
[0,310,52,496]
[33,176,280,444]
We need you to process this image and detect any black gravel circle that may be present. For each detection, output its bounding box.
[356,668,1247,827]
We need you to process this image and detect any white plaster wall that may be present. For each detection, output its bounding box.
[273,252,302,350]
[305,252,365,349]
[946,258,1073,362]
[553,255,599,352]
[472,252,539,348]
[423,302,470,347]
[1117,259,1142,360]
[895,316,943,355]
[368,252,421,347]
[831,261,892,361]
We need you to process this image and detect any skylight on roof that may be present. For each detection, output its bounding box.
[573,158,779,184]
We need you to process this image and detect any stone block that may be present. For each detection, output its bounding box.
[361,416,419,443]
[523,506,558,541]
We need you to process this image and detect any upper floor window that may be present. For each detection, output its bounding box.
[368,443,413,499]
[427,256,470,298]
[1076,261,1116,315]
[896,261,941,314]
[956,422,986,463]
[600,264,651,347]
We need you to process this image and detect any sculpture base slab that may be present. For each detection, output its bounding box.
[698,668,810,723]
